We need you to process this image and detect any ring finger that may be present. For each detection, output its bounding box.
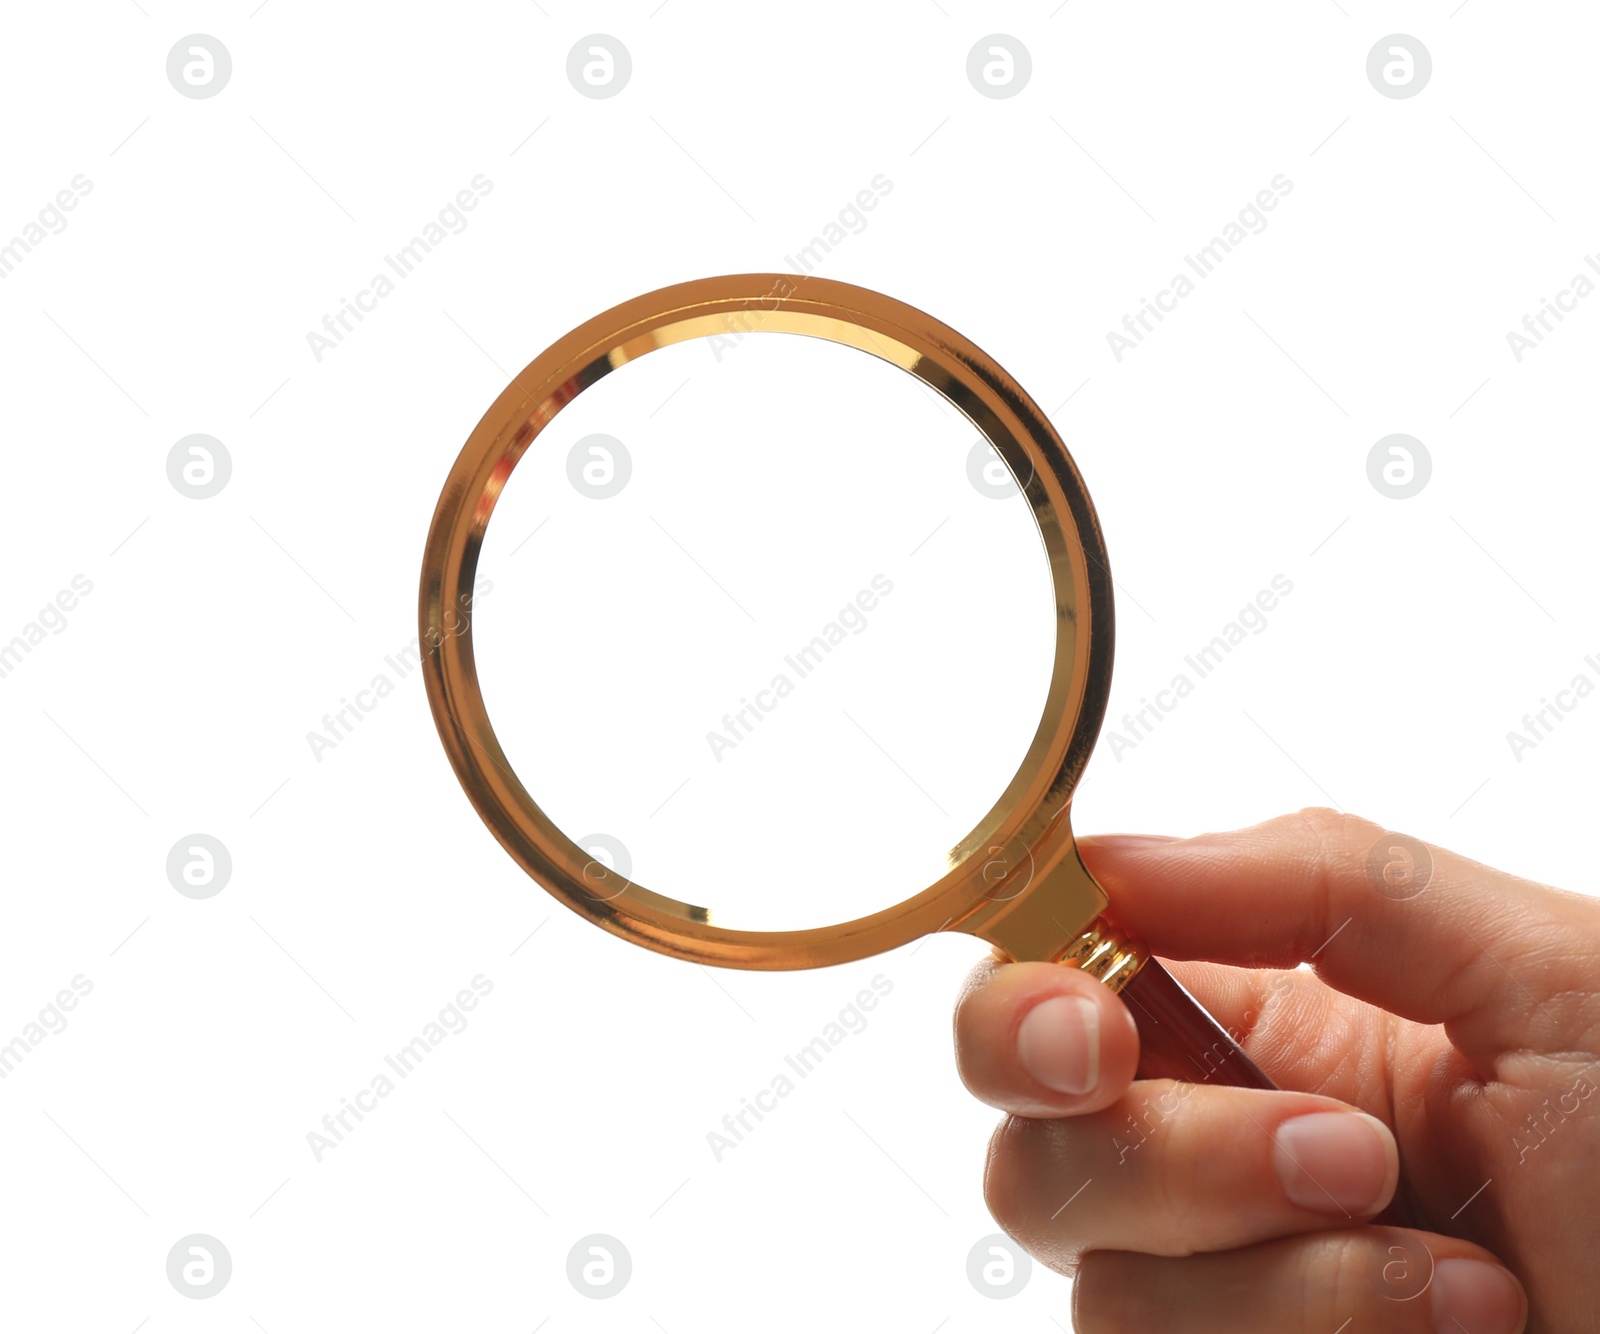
[1071,1227,1526,1334]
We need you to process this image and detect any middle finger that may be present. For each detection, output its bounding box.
[984,1081,1399,1263]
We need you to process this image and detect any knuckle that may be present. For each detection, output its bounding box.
[1285,808,1389,954]
[1302,1231,1374,1334]
[983,1117,1095,1257]
[1072,1250,1148,1332]
[1287,805,1384,853]
[981,1116,1024,1233]
[1147,1087,1221,1247]
[1123,1080,1262,1256]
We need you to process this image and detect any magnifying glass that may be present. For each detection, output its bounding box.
[418,274,1274,1096]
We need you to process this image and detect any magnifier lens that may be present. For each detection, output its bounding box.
[472,331,1056,932]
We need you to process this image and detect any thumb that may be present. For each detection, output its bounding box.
[1077,808,1600,1075]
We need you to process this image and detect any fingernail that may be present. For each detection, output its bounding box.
[1271,1111,1396,1215]
[1017,995,1101,1095]
[1431,1259,1525,1334]
[1076,834,1180,850]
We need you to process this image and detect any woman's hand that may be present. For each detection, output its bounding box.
[953,808,1600,1333]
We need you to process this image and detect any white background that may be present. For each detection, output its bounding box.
[2,2,1597,1330]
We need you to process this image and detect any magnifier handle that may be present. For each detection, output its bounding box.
[1119,956,1275,1090]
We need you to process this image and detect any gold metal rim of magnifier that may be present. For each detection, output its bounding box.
[418,273,1118,969]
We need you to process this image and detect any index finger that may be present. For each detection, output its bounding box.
[1077,808,1600,1074]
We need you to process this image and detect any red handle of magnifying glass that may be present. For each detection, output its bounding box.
[1122,957,1406,1227]
[1120,956,1275,1089]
